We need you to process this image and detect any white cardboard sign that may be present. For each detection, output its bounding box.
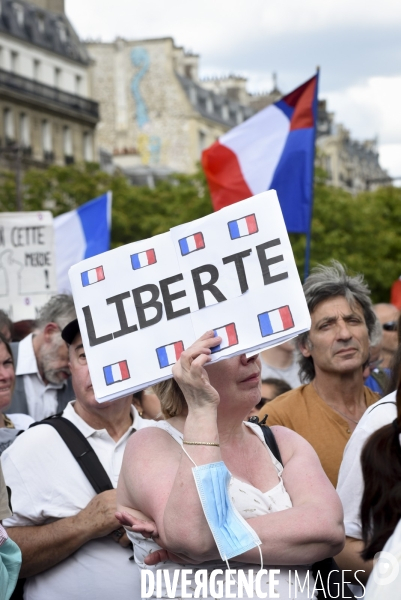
[69,191,311,403]
[0,211,57,321]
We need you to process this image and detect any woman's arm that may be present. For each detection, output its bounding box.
[117,331,225,561]
[234,425,345,565]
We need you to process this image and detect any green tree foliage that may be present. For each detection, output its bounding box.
[1,162,400,302]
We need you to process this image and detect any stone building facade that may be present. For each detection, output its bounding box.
[0,0,98,176]
[316,100,391,192]
[86,37,254,182]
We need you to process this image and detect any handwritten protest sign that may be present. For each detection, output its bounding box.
[69,190,311,403]
[0,212,57,320]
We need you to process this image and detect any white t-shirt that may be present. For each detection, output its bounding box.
[6,413,34,430]
[337,392,397,539]
[364,518,401,600]
[260,359,301,389]
[1,401,150,600]
[15,334,63,421]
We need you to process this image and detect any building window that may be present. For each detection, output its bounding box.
[206,96,213,114]
[83,132,93,161]
[33,59,41,81]
[0,47,3,69]
[75,75,82,95]
[4,108,14,143]
[54,67,61,88]
[198,130,206,159]
[42,120,53,160]
[19,113,30,148]
[63,126,74,163]
[56,21,67,43]
[36,13,45,33]
[221,104,229,121]
[10,51,19,74]
[13,2,24,26]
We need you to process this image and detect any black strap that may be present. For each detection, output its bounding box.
[30,416,113,494]
[250,415,356,600]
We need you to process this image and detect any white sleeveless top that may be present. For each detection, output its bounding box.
[127,421,317,599]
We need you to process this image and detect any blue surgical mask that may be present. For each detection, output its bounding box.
[191,460,262,562]
[0,536,22,600]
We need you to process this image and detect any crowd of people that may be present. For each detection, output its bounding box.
[0,260,401,599]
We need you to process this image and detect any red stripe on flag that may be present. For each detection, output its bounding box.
[278,306,294,330]
[281,75,317,131]
[146,249,156,265]
[202,142,252,212]
[225,323,238,346]
[174,341,184,360]
[119,361,129,380]
[245,215,258,234]
[194,233,204,249]
[96,266,105,281]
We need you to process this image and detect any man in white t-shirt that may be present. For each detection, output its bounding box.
[1,319,151,600]
[336,391,397,588]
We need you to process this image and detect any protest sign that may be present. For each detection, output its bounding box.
[0,211,57,320]
[69,190,311,403]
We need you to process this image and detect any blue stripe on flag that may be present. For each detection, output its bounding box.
[211,329,221,353]
[259,313,273,337]
[228,221,240,239]
[77,193,111,259]
[81,271,90,287]
[179,238,189,255]
[104,365,114,385]
[131,254,141,270]
[157,347,169,368]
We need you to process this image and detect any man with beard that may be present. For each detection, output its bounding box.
[8,295,76,420]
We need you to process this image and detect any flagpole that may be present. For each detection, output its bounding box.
[303,67,320,282]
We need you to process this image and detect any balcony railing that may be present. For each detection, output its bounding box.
[0,69,99,121]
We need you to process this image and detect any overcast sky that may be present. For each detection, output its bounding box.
[67,0,401,178]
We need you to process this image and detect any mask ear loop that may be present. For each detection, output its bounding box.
[182,445,264,590]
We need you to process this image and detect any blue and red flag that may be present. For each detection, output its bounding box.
[202,74,319,234]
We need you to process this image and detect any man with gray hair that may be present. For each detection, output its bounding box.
[259,261,380,487]
[8,295,76,420]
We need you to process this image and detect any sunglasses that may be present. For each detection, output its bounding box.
[382,321,398,332]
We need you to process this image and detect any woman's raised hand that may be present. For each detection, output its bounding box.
[172,331,221,411]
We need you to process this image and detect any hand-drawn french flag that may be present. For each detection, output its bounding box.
[179,233,205,256]
[131,249,156,270]
[211,323,238,353]
[156,341,184,368]
[81,266,105,287]
[258,306,294,337]
[202,74,319,234]
[103,360,130,385]
[228,214,258,239]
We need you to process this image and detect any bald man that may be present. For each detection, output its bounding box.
[373,303,400,368]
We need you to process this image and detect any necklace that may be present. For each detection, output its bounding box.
[312,381,363,425]
[327,405,360,425]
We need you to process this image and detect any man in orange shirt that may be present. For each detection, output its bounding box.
[259,261,380,488]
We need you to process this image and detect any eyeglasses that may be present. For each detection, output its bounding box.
[382,321,398,332]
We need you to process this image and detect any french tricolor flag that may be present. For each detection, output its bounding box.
[179,233,205,256]
[81,266,105,287]
[258,306,294,337]
[202,74,319,234]
[156,341,184,368]
[131,249,156,270]
[103,360,130,386]
[228,214,258,240]
[211,323,238,353]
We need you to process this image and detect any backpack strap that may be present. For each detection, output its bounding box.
[30,416,113,494]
